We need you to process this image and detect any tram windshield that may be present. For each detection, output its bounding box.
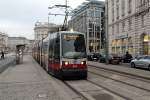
[62,34,86,59]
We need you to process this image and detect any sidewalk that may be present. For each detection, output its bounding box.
[0,53,15,73]
[0,55,78,100]
[88,61,150,80]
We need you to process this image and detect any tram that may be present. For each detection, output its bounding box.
[33,31,87,79]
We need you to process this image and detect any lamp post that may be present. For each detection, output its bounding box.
[105,0,109,64]
[40,34,44,65]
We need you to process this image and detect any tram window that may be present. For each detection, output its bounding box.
[56,37,59,43]
[49,39,54,58]
[43,42,48,54]
[74,35,86,52]
[62,34,86,59]
[54,38,60,59]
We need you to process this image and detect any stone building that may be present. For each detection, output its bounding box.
[69,0,105,53]
[0,32,8,51]
[34,22,61,41]
[8,37,30,51]
[108,0,150,56]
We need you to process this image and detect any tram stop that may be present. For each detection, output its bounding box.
[16,44,25,64]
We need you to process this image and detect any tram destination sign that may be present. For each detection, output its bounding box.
[63,34,79,40]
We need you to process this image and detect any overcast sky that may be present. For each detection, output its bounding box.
[0,0,104,40]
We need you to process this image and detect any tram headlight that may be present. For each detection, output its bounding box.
[64,61,69,65]
[81,61,86,65]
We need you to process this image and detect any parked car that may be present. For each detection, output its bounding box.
[99,54,106,63]
[87,53,100,61]
[130,55,150,70]
[92,53,100,61]
[87,53,94,61]
[99,54,121,64]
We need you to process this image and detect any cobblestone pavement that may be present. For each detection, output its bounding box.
[0,55,76,100]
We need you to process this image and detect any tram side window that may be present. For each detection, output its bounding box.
[43,42,48,54]
[49,39,54,58]
[54,37,60,59]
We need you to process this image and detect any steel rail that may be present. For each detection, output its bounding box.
[88,65,150,83]
[63,81,89,100]
[86,79,133,100]
[88,69,150,93]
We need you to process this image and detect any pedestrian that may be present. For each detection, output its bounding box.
[1,51,4,59]
[124,51,132,63]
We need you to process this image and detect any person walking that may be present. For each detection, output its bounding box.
[1,51,4,59]
[124,51,132,63]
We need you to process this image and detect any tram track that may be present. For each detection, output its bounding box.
[87,65,150,100]
[88,65,150,86]
[86,80,132,100]
[88,70,150,93]
[63,80,129,100]
[89,65,150,83]
[63,81,89,100]
[53,65,150,100]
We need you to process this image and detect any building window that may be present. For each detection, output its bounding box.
[141,15,145,27]
[128,0,132,14]
[112,8,114,22]
[112,26,114,35]
[122,0,125,16]
[112,0,114,6]
[117,23,119,33]
[116,5,119,19]
[128,18,132,30]
[122,21,125,32]
[142,34,149,55]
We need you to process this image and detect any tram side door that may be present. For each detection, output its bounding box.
[49,38,54,73]
[53,37,60,71]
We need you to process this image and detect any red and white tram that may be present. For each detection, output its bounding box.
[33,31,87,79]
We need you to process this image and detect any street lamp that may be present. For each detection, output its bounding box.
[105,0,109,64]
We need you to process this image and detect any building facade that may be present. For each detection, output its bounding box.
[0,32,8,51]
[69,0,105,53]
[8,37,31,52]
[108,0,150,57]
[34,22,61,41]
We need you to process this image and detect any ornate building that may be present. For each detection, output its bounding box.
[0,32,8,51]
[108,0,150,56]
[34,22,61,41]
[8,37,29,51]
